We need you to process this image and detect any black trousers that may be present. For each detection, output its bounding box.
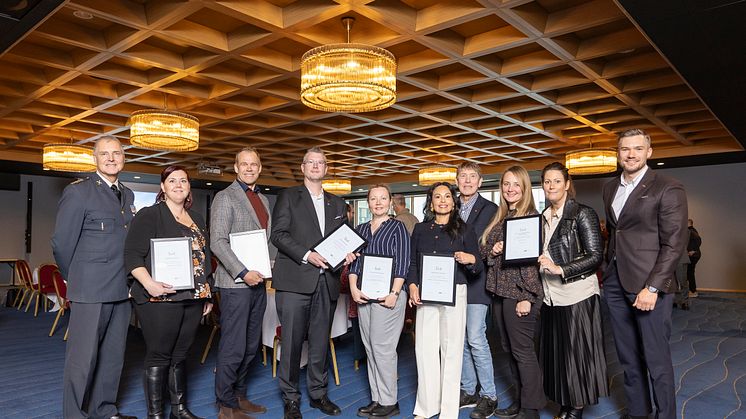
[492,296,546,410]
[688,256,700,292]
[215,286,266,408]
[603,261,675,419]
[63,300,131,419]
[276,276,336,403]
[134,300,203,367]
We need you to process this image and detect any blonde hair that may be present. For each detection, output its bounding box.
[480,165,536,245]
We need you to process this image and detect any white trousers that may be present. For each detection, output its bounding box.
[413,284,468,419]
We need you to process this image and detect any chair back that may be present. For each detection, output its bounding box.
[15,260,33,289]
[37,263,58,294]
[51,269,68,308]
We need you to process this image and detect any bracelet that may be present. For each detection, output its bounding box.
[390,289,400,296]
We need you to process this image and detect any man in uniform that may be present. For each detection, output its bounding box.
[52,136,136,419]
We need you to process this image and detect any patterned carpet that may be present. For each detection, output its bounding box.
[0,292,744,419]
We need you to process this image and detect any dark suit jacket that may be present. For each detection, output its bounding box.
[51,173,135,303]
[603,168,688,294]
[124,201,212,304]
[464,195,497,304]
[270,185,347,298]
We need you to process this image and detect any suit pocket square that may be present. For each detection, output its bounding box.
[334,215,343,220]
[640,195,648,198]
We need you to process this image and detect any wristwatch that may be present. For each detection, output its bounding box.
[390,289,400,296]
[647,285,659,294]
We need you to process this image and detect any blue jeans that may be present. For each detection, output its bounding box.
[461,303,496,398]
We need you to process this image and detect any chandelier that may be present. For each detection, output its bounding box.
[129,109,199,152]
[300,17,397,113]
[42,143,96,172]
[566,147,617,175]
[322,178,352,195]
[418,166,457,186]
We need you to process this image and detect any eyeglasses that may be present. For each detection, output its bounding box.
[303,160,327,166]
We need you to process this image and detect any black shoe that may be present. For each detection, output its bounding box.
[494,401,520,418]
[110,415,137,419]
[370,403,399,417]
[358,401,380,417]
[554,405,569,419]
[565,407,583,419]
[513,408,539,419]
[470,396,497,419]
[460,390,479,408]
[681,302,690,310]
[310,396,341,416]
[283,400,302,419]
[168,362,202,419]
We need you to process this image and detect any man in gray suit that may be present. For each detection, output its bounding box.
[211,147,275,419]
[271,147,348,419]
[52,136,136,419]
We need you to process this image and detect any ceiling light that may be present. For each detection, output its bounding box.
[565,147,617,175]
[300,17,396,113]
[322,178,352,195]
[42,143,96,172]
[129,108,199,152]
[133,176,141,179]
[657,162,665,166]
[418,166,457,186]
[73,10,93,20]
[206,182,212,186]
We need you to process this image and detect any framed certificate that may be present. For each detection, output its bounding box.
[359,254,394,301]
[150,237,195,290]
[230,229,272,282]
[312,223,367,271]
[419,253,456,306]
[502,214,542,265]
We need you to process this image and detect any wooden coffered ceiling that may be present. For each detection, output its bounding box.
[0,0,743,187]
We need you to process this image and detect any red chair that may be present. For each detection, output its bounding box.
[28,263,58,317]
[12,260,33,310]
[49,269,70,339]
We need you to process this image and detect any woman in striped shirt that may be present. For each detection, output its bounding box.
[348,184,411,418]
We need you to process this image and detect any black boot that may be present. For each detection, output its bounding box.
[145,366,168,419]
[168,362,203,419]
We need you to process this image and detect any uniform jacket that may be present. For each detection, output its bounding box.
[210,180,276,289]
[544,199,603,283]
[603,168,688,294]
[51,173,135,303]
[270,185,347,298]
[464,194,497,304]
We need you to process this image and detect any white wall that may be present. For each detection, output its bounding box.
[573,162,746,291]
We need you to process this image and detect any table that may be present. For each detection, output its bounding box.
[0,258,18,286]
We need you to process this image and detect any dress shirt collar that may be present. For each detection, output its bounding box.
[459,194,478,222]
[619,165,649,188]
[96,171,119,189]
[237,178,261,194]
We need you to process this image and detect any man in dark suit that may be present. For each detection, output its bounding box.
[52,136,136,419]
[602,128,688,419]
[270,147,348,419]
[455,162,499,419]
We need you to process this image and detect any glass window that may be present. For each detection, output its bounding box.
[479,191,493,203]
[357,200,372,225]
[411,195,426,222]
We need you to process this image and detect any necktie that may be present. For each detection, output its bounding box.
[111,184,122,203]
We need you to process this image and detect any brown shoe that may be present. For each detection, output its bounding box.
[238,397,267,414]
[218,405,255,419]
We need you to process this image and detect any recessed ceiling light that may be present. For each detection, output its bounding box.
[73,10,93,19]
[411,184,418,187]
[264,187,270,191]
[206,182,213,186]
[358,188,366,192]
[133,176,141,179]
[656,162,665,166]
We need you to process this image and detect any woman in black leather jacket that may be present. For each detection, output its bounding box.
[536,162,608,419]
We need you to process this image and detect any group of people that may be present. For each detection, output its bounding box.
[51,127,690,419]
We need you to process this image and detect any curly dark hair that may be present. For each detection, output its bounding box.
[423,181,465,241]
[155,165,193,210]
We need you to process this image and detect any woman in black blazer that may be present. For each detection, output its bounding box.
[124,165,213,419]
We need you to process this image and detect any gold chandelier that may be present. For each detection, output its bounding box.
[300,17,396,113]
[129,109,199,152]
[566,147,617,175]
[322,178,352,195]
[42,143,96,172]
[418,166,457,186]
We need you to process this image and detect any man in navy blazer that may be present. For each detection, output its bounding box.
[456,162,499,419]
[602,128,688,419]
[52,136,136,419]
[270,147,348,419]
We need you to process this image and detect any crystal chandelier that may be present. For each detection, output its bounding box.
[300,17,396,113]
[566,140,617,175]
[322,178,352,195]
[418,166,457,186]
[129,109,199,152]
[42,143,96,172]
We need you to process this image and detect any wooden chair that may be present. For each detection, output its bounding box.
[272,325,340,386]
[12,260,33,310]
[28,263,58,317]
[49,269,70,339]
[200,291,221,364]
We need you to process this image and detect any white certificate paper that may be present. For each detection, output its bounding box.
[419,253,456,306]
[313,223,367,270]
[230,229,272,281]
[150,237,194,290]
[360,255,394,300]
[503,214,542,264]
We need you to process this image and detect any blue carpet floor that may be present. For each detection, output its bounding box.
[1,292,745,419]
